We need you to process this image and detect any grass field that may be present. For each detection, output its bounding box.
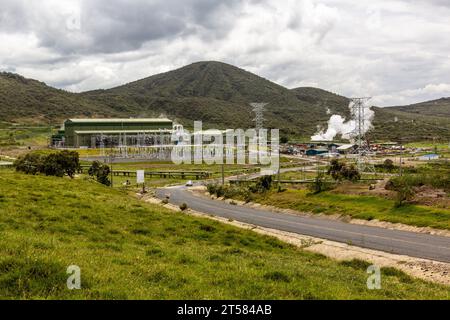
[0,126,51,147]
[0,170,448,299]
[245,189,450,230]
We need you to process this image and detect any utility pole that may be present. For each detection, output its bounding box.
[398,137,402,177]
[109,145,114,188]
[277,150,281,189]
[221,162,225,185]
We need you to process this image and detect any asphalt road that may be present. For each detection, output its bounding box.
[156,186,450,263]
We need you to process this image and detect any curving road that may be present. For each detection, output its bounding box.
[156,186,450,263]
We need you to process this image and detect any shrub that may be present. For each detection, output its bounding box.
[383,159,395,172]
[206,183,217,195]
[308,173,335,194]
[179,203,188,211]
[88,161,111,186]
[386,176,415,207]
[327,159,360,182]
[249,176,273,194]
[14,153,43,175]
[15,151,79,178]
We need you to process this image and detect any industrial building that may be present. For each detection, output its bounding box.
[54,118,175,148]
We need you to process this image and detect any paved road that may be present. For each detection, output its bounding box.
[156,186,450,263]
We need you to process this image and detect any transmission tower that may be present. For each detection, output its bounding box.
[250,103,268,131]
[349,97,375,172]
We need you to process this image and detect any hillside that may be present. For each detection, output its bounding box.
[82,61,329,135]
[388,98,450,118]
[0,62,449,141]
[0,72,120,124]
[1,170,448,299]
[291,86,450,141]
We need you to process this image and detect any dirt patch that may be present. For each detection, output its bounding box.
[412,185,450,208]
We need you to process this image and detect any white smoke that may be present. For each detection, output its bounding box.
[311,101,374,141]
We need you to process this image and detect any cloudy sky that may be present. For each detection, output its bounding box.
[1,0,450,106]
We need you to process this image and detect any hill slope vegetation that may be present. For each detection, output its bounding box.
[0,72,120,123]
[0,62,449,141]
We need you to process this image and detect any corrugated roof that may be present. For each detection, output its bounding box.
[67,118,172,123]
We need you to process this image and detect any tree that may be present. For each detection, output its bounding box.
[88,161,111,186]
[14,153,43,175]
[41,153,65,177]
[328,159,345,181]
[383,159,395,172]
[327,159,360,182]
[308,173,326,194]
[250,175,273,193]
[341,164,361,182]
[394,180,414,207]
[57,151,79,178]
[40,151,79,178]
[14,151,79,178]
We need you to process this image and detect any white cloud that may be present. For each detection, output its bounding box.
[0,0,449,106]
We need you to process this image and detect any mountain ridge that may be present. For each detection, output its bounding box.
[0,61,449,141]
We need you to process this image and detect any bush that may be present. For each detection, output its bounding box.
[14,153,43,175]
[327,159,360,182]
[206,183,217,195]
[179,203,188,211]
[249,176,273,194]
[15,151,79,178]
[88,161,111,186]
[308,173,335,194]
[395,181,414,207]
[386,176,416,207]
[383,159,395,172]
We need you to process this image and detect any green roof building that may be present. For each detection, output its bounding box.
[63,118,174,147]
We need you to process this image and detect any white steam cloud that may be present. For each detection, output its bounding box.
[311,101,374,141]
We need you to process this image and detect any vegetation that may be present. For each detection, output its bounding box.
[386,170,450,194]
[307,173,335,194]
[88,161,111,186]
[0,72,120,123]
[245,188,450,230]
[327,159,360,182]
[389,97,450,118]
[0,170,448,299]
[1,62,449,141]
[14,150,79,178]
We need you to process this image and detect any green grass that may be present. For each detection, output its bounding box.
[0,126,51,147]
[0,170,448,299]
[249,189,450,230]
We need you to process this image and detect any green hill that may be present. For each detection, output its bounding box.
[0,72,120,124]
[82,61,325,136]
[291,86,450,141]
[0,61,449,141]
[388,98,450,118]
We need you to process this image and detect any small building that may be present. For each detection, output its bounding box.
[419,154,440,161]
[337,144,356,155]
[306,148,328,156]
[62,118,174,148]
